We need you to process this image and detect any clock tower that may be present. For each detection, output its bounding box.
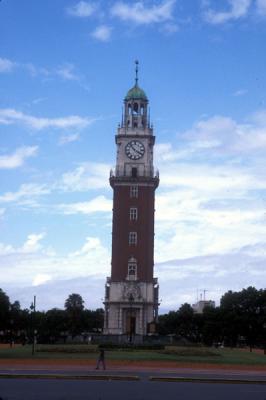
[104,62,159,339]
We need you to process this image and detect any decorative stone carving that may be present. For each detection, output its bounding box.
[122,282,142,301]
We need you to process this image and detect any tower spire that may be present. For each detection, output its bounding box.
[135,60,139,86]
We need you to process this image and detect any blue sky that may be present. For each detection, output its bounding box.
[0,0,266,312]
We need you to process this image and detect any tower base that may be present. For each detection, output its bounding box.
[103,278,159,336]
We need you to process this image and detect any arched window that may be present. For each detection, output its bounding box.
[128,104,132,114]
[127,257,137,280]
[133,102,138,114]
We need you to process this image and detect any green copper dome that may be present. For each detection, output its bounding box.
[125,84,148,101]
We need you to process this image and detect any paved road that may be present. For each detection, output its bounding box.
[1,367,266,381]
[0,378,266,400]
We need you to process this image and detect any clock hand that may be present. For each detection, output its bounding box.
[132,144,143,155]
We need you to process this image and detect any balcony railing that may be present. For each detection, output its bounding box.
[110,167,159,179]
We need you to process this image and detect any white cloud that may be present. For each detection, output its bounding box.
[0,162,110,208]
[56,63,79,81]
[256,0,266,15]
[0,57,16,73]
[21,62,42,77]
[32,274,52,287]
[8,276,106,311]
[153,109,266,265]
[58,133,80,145]
[111,0,176,24]
[0,243,14,255]
[251,109,266,125]
[0,235,110,299]
[67,1,97,17]
[0,109,94,130]
[70,236,103,256]
[182,115,238,150]
[0,59,86,88]
[0,146,38,169]
[58,195,112,215]
[155,183,266,263]
[32,97,47,105]
[0,183,50,204]
[91,25,112,42]
[181,111,266,154]
[161,22,179,34]
[233,88,247,96]
[203,0,252,24]
[2,236,266,311]
[155,143,173,160]
[0,233,45,257]
[158,163,263,192]
[22,233,46,253]
[154,142,192,162]
[155,110,266,164]
[61,162,110,191]
[156,243,266,309]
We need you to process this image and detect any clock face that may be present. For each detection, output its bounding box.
[125,140,145,160]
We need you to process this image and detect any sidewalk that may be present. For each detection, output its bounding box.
[0,359,265,383]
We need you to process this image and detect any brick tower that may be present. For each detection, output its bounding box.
[104,62,159,339]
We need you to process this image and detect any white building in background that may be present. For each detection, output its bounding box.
[192,300,215,314]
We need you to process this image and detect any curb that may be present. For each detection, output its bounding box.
[0,374,140,381]
[149,376,266,385]
[1,373,266,384]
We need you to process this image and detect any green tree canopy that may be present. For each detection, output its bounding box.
[0,288,10,330]
[64,293,85,338]
[64,293,84,312]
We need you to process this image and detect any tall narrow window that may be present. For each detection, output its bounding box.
[130,186,138,198]
[129,207,138,221]
[129,232,137,245]
[132,167,137,178]
[127,257,137,281]
[133,102,138,114]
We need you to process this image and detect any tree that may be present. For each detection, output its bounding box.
[79,308,104,336]
[202,306,223,346]
[64,293,84,312]
[176,303,197,341]
[64,293,85,338]
[92,308,104,332]
[9,301,21,342]
[0,289,10,332]
[220,287,266,347]
[40,308,67,343]
[158,310,178,335]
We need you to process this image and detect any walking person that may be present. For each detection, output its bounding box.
[96,348,106,370]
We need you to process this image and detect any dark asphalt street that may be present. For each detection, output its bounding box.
[0,378,266,400]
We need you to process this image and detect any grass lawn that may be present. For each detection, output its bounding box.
[0,344,266,366]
